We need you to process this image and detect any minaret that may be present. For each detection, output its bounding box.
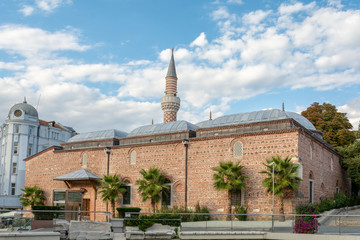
[161,49,180,123]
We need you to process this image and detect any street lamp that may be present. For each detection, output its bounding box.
[269,161,275,232]
[104,147,112,221]
[104,147,112,176]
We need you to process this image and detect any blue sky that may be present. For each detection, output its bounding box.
[1,0,360,133]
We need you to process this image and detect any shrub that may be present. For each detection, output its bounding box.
[294,204,318,234]
[117,207,141,218]
[32,206,62,220]
[125,214,181,231]
[138,220,155,231]
[234,205,247,221]
[334,193,350,208]
[193,202,210,222]
[316,197,334,213]
[158,204,210,222]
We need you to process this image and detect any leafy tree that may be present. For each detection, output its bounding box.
[337,141,360,191]
[98,174,127,217]
[301,102,355,147]
[19,186,46,207]
[260,156,301,221]
[213,161,248,219]
[136,167,169,213]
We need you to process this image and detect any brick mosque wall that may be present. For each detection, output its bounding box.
[25,127,350,221]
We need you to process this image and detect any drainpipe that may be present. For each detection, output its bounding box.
[182,139,189,209]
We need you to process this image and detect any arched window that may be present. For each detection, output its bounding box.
[231,189,243,206]
[161,179,172,207]
[82,154,87,167]
[309,172,314,203]
[330,157,333,171]
[130,150,136,165]
[296,163,303,180]
[122,181,131,206]
[233,141,243,157]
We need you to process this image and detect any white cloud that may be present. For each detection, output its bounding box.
[242,10,271,25]
[0,25,89,58]
[226,0,243,5]
[339,97,360,130]
[2,1,360,133]
[190,32,208,47]
[35,0,72,12]
[18,0,72,16]
[19,5,35,16]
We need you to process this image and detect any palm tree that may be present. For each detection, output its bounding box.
[213,161,248,218]
[260,156,301,221]
[98,174,127,217]
[136,167,169,213]
[19,186,46,207]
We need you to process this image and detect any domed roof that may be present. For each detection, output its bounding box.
[128,120,199,137]
[196,109,316,131]
[67,129,128,143]
[9,98,38,118]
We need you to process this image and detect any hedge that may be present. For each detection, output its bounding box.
[116,207,141,218]
[32,206,62,220]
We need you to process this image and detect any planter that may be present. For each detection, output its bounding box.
[110,218,125,233]
[32,219,53,230]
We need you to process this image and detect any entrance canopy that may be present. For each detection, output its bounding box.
[54,169,101,181]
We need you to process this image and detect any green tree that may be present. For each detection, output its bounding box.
[301,102,355,147]
[19,186,46,207]
[337,141,360,190]
[260,156,301,221]
[136,167,169,213]
[98,174,127,217]
[213,161,248,218]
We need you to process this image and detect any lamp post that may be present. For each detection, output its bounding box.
[104,147,111,176]
[269,161,275,232]
[104,147,112,221]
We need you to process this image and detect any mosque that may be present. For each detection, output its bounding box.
[24,51,350,220]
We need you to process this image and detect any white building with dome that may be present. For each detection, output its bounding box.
[0,99,76,208]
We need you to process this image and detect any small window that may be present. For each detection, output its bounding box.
[310,145,313,161]
[12,162,17,174]
[82,154,87,167]
[11,183,16,195]
[233,141,243,157]
[130,151,136,165]
[231,189,242,206]
[14,125,20,133]
[28,144,32,156]
[296,163,303,180]
[13,142,18,155]
[54,191,66,202]
[122,184,131,205]
[67,192,82,202]
[161,179,172,207]
[29,127,34,135]
[309,180,314,203]
[330,158,333,171]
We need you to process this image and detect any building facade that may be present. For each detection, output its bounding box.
[0,99,76,208]
[24,52,350,220]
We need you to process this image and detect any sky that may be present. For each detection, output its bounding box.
[1,0,360,133]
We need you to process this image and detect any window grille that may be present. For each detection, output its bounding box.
[233,141,243,157]
[130,151,136,165]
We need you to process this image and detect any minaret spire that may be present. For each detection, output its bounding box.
[161,49,180,123]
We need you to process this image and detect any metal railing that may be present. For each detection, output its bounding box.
[0,209,359,235]
[124,212,360,235]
